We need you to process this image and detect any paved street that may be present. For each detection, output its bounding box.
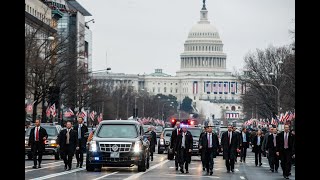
[25,148,295,180]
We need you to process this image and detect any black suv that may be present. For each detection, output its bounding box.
[86,120,150,172]
[25,123,62,160]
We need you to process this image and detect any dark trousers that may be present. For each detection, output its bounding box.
[225,150,235,171]
[61,145,74,169]
[280,149,292,176]
[179,148,189,170]
[32,142,43,166]
[200,149,206,169]
[75,141,84,165]
[174,151,179,168]
[240,142,248,162]
[255,145,262,165]
[268,148,279,171]
[205,148,215,172]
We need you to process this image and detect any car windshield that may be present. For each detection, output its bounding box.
[188,129,201,137]
[155,126,163,132]
[164,130,173,137]
[25,126,58,137]
[97,124,138,138]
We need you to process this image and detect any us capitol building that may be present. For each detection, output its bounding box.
[93,2,245,120]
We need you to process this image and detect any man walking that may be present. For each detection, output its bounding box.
[58,121,79,170]
[221,125,240,173]
[200,126,219,175]
[199,126,208,171]
[170,121,181,170]
[145,126,157,161]
[252,130,264,166]
[28,118,48,169]
[239,127,250,163]
[266,127,279,172]
[176,124,193,174]
[232,127,240,163]
[276,125,295,179]
[74,117,88,168]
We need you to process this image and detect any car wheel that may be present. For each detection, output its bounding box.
[158,148,163,154]
[54,153,60,160]
[27,154,33,160]
[94,165,102,172]
[167,152,174,160]
[138,156,147,172]
[86,158,94,171]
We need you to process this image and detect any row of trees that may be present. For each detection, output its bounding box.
[238,34,295,120]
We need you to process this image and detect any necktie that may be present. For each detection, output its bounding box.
[228,132,231,145]
[273,134,276,147]
[78,125,81,139]
[182,132,185,148]
[66,129,70,144]
[284,133,288,148]
[208,134,211,148]
[36,127,39,141]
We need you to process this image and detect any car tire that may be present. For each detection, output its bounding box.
[138,156,147,172]
[158,149,163,154]
[54,153,60,160]
[27,154,33,160]
[94,165,102,172]
[167,152,174,160]
[86,158,94,172]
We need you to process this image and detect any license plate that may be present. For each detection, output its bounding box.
[110,152,120,158]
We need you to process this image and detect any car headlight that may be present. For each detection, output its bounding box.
[160,139,164,145]
[89,141,97,152]
[134,141,141,153]
[50,140,56,144]
[25,140,28,145]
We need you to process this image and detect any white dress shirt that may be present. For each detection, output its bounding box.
[228,131,232,144]
[257,136,261,146]
[207,133,212,148]
[182,132,186,148]
[242,132,246,142]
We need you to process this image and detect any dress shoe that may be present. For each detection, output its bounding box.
[285,176,289,179]
[180,168,184,173]
[175,167,178,171]
[231,169,234,173]
[32,166,37,169]
[210,171,213,175]
[259,163,262,166]
[275,170,278,173]
[227,170,230,173]
[64,165,67,170]
[186,170,189,173]
[151,157,153,161]
[76,162,79,168]
[270,169,274,172]
[203,167,205,171]
[240,160,242,162]
[68,168,71,171]
[289,173,291,176]
[80,165,82,168]
[38,165,41,168]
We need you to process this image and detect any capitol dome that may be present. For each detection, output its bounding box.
[177,3,227,77]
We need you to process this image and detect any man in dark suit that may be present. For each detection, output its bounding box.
[266,127,279,172]
[145,126,157,161]
[200,126,219,175]
[58,121,79,170]
[276,125,295,179]
[252,130,264,166]
[73,117,88,168]
[28,119,48,169]
[232,127,240,163]
[199,126,208,171]
[239,127,250,163]
[221,125,240,173]
[170,121,181,170]
[175,124,193,174]
[262,126,274,169]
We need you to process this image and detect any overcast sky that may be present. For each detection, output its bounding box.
[77,0,295,75]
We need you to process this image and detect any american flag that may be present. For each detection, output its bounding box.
[46,105,51,117]
[26,103,33,113]
[90,111,95,120]
[281,112,289,123]
[224,82,229,94]
[69,108,74,116]
[286,112,294,121]
[50,104,56,117]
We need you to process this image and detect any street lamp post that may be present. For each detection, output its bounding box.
[260,83,280,117]
[157,96,161,119]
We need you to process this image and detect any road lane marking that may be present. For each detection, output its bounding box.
[123,159,169,180]
[92,172,119,180]
[240,176,245,179]
[165,174,219,178]
[29,167,86,180]
[25,164,65,172]
[25,161,63,168]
